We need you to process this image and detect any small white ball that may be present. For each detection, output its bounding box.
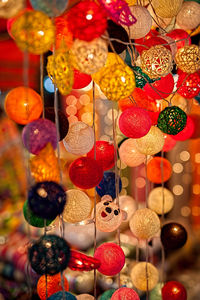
[148,187,174,215]
[131,262,159,291]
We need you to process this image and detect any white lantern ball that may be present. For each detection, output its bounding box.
[118,195,136,221]
[176,1,200,30]
[119,139,146,167]
[148,187,174,215]
[131,262,159,291]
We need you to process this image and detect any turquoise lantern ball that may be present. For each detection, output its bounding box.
[30,0,68,17]
[48,292,76,300]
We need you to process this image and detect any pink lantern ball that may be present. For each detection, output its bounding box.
[172,116,195,141]
[87,141,115,171]
[166,29,191,50]
[162,134,177,152]
[69,157,103,189]
[22,118,57,155]
[119,107,152,138]
[94,243,125,276]
[144,73,174,100]
[119,139,146,167]
[111,287,140,300]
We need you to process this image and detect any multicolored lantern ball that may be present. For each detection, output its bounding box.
[148,187,174,215]
[119,138,146,167]
[147,157,172,183]
[161,222,188,251]
[111,287,139,300]
[96,172,122,199]
[162,281,187,300]
[4,86,43,125]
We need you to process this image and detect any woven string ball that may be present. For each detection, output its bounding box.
[175,45,200,74]
[29,234,71,275]
[30,0,68,17]
[0,0,24,19]
[147,157,172,183]
[119,138,146,167]
[151,0,183,18]
[161,222,187,251]
[96,172,122,199]
[111,287,139,300]
[176,1,200,30]
[157,106,187,135]
[177,70,200,99]
[148,187,174,215]
[131,262,159,291]
[47,291,76,300]
[162,281,187,300]
[141,45,173,79]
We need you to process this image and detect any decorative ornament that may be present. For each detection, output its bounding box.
[47,292,76,300]
[176,1,200,30]
[161,222,188,251]
[135,33,169,54]
[63,121,94,156]
[0,0,25,19]
[173,116,195,141]
[141,45,173,79]
[69,157,103,189]
[54,16,73,50]
[111,287,139,300]
[96,172,122,199]
[72,38,108,75]
[135,126,165,156]
[119,139,146,167]
[100,290,116,300]
[177,70,200,99]
[144,73,174,100]
[23,201,53,228]
[30,0,68,17]
[150,283,162,300]
[94,243,125,276]
[29,234,71,275]
[157,106,187,135]
[175,45,200,74]
[76,295,94,300]
[162,134,177,152]
[68,250,101,271]
[11,10,55,54]
[118,195,136,221]
[4,87,43,125]
[162,281,187,300]
[28,181,66,220]
[73,69,92,89]
[147,157,172,183]
[132,66,157,88]
[151,0,183,18]
[131,262,159,291]
[166,29,191,50]
[148,187,174,215]
[63,189,91,224]
[22,118,57,155]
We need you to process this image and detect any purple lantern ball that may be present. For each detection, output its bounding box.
[22,118,57,154]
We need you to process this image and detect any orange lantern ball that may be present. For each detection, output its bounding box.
[5,86,43,125]
[147,157,172,183]
[37,273,69,300]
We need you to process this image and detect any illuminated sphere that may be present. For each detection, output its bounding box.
[37,273,69,300]
[135,34,170,54]
[119,107,152,138]
[87,141,115,171]
[135,126,165,156]
[94,243,125,276]
[111,287,139,300]
[47,292,76,300]
[177,70,200,99]
[129,208,160,240]
[166,29,191,50]
[29,234,70,275]
[147,157,172,183]
[96,172,122,199]
[54,16,73,50]
[175,45,200,74]
[132,66,157,89]
[141,45,173,79]
[144,73,174,100]
[23,201,53,228]
[67,0,107,41]
[4,87,43,125]
[28,181,66,220]
[119,139,146,167]
[151,0,183,18]
[73,69,92,89]
[100,289,115,300]
[161,222,188,251]
[63,121,94,155]
[125,6,152,39]
[157,106,187,135]
[148,187,174,215]
[163,134,177,152]
[69,157,103,189]
[162,281,187,300]
[0,0,24,19]
[22,118,57,155]
[150,283,162,300]
[63,189,91,223]
[176,1,200,30]
[11,11,55,54]
[130,262,159,291]
[76,295,94,300]
[30,0,68,17]
[72,38,108,75]
[118,195,136,221]
[173,116,195,141]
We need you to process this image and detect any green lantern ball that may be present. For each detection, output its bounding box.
[100,289,116,300]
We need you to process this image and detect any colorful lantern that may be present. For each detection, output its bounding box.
[96,172,122,199]
[0,0,24,18]
[166,29,191,50]
[119,138,146,167]
[147,157,172,183]
[111,287,139,300]
[176,1,200,30]
[162,134,177,152]
[162,281,187,300]
[100,290,116,300]
[175,45,200,74]
[161,222,188,251]
[151,0,183,18]
[172,116,195,141]
[69,250,100,272]
[131,262,159,291]
[132,66,157,89]
[177,70,200,99]
[148,187,174,215]
[30,0,68,17]
[73,69,92,89]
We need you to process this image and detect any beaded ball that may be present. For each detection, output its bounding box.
[0,0,24,19]
[96,172,122,199]
[176,1,200,30]
[11,10,55,54]
[129,208,160,240]
[29,234,71,275]
[177,70,200,99]
[47,292,76,300]
[141,45,173,79]
[162,281,187,300]
[72,38,108,75]
[147,157,172,183]
[94,243,125,276]
[69,157,103,189]
[119,138,146,167]
[63,189,92,224]
[111,287,139,300]
[63,121,94,156]
[23,201,53,228]
[4,87,43,125]
[161,222,188,251]
[175,45,200,74]
[151,0,183,18]
[132,66,157,88]
[157,106,187,135]
[131,262,159,291]
[30,0,68,17]
[148,187,174,215]
[28,181,66,220]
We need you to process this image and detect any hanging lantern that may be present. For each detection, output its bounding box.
[54,17,73,50]
[162,281,187,300]
[177,70,200,99]
[147,157,172,183]
[166,29,191,50]
[148,187,174,215]
[172,116,195,141]
[100,290,116,300]
[175,45,200,74]
[151,0,183,18]
[11,10,55,54]
[76,295,94,300]
[132,66,157,89]
[162,134,177,152]
[119,139,146,167]
[135,33,169,54]
[144,73,174,100]
[94,243,125,276]
[30,0,68,17]
[96,172,122,199]
[118,195,136,221]
[69,250,101,272]
[176,1,200,30]
[161,222,188,251]
[46,291,76,300]
[73,69,92,89]
[111,287,139,300]
[0,0,24,19]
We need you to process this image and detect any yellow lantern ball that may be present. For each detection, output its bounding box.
[0,0,24,19]
[176,1,200,30]
[151,0,183,18]
[11,10,55,54]
[129,208,160,240]
[119,138,146,167]
[131,262,159,291]
[175,44,200,74]
[148,187,174,215]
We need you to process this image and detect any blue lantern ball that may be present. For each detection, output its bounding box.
[28,181,66,220]
[30,0,68,17]
[96,172,122,199]
[47,292,76,300]
[100,289,116,299]
[29,234,71,275]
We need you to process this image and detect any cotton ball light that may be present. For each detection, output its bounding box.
[161,222,188,251]
[30,0,68,17]
[175,45,200,74]
[135,126,165,156]
[100,289,115,300]
[162,134,177,152]
[131,262,159,291]
[176,1,200,30]
[177,70,200,99]
[94,243,125,276]
[148,187,174,215]
[118,195,136,221]
[73,69,92,90]
[23,201,53,228]
[147,157,172,183]
[63,189,91,224]
[129,208,160,240]
[162,281,187,300]
[150,284,162,300]
[173,116,195,141]
[96,172,122,199]
[63,121,94,156]
[119,139,146,167]
[0,0,24,18]
[151,0,183,18]
[47,291,76,300]
[76,294,94,300]
[111,287,139,300]
[166,29,191,50]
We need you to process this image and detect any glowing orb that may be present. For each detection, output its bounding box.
[148,187,174,215]
[131,262,159,291]
[119,139,146,167]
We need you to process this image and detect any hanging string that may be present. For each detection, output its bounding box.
[160,150,166,286]
[145,155,149,300]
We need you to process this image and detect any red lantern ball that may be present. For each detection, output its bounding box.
[147,157,172,183]
[166,29,191,50]
[54,16,73,50]
[147,111,160,125]
[172,116,195,141]
[94,243,125,276]
[72,69,92,89]
[119,107,152,138]
[87,141,115,171]
[69,157,103,189]
[135,35,171,54]
[177,69,200,99]
[189,114,200,139]
[162,134,177,152]
[134,30,159,54]
[111,287,139,300]
[144,73,174,100]
[67,0,107,41]
[162,281,187,300]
